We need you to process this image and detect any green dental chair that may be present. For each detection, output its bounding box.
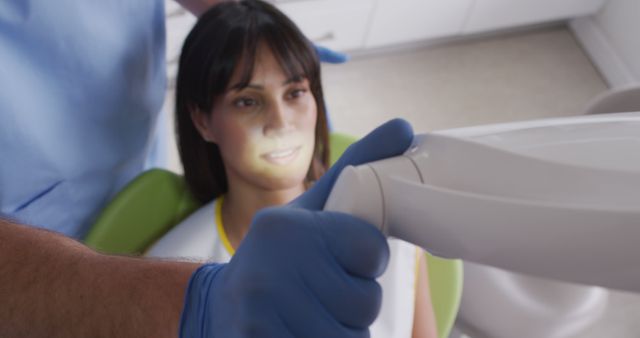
[84,133,463,338]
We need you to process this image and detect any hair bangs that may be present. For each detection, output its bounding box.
[231,9,319,91]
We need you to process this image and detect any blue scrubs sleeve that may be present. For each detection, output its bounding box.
[0,0,166,238]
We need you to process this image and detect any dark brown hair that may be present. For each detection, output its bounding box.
[175,0,329,204]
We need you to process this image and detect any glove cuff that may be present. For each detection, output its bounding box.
[179,263,226,338]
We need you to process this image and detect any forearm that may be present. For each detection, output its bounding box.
[174,0,233,16]
[0,218,199,338]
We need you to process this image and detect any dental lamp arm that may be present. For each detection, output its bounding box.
[384,177,640,293]
[325,131,640,293]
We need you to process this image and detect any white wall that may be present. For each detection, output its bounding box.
[571,0,640,86]
[595,0,640,82]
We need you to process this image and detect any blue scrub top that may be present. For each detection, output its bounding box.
[0,1,166,239]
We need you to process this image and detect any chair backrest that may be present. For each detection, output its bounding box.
[84,132,462,338]
[84,169,199,255]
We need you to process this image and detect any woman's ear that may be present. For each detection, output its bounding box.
[190,108,217,143]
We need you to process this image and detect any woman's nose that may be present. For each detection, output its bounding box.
[264,101,293,136]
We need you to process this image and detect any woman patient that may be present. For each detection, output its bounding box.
[147,1,437,337]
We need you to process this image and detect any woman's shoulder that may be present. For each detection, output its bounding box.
[381,238,421,289]
[381,238,421,297]
[388,238,420,262]
[371,238,420,337]
[145,199,219,259]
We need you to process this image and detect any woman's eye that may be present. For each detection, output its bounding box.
[288,88,307,99]
[233,97,258,108]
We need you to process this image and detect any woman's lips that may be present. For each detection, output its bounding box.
[261,146,301,165]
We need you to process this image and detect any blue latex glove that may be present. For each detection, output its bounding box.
[180,119,414,338]
[315,44,350,64]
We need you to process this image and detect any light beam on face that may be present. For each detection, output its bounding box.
[197,43,318,193]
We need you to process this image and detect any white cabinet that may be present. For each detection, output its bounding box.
[365,0,473,48]
[163,0,610,65]
[275,0,375,51]
[463,0,606,34]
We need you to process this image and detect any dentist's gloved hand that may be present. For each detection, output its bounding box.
[180,119,414,338]
[315,44,350,64]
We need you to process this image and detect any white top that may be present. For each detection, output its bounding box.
[147,197,420,338]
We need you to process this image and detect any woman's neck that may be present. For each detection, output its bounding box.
[220,179,305,251]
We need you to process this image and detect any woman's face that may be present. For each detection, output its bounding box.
[192,44,318,192]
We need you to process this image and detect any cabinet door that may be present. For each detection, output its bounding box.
[463,0,606,34]
[276,0,376,51]
[366,0,473,48]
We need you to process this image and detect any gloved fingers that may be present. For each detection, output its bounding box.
[277,283,371,338]
[247,209,388,278]
[292,118,414,210]
[230,300,298,338]
[246,208,387,328]
[315,211,390,278]
[222,254,373,338]
[315,44,350,64]
[303,257,384,329]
